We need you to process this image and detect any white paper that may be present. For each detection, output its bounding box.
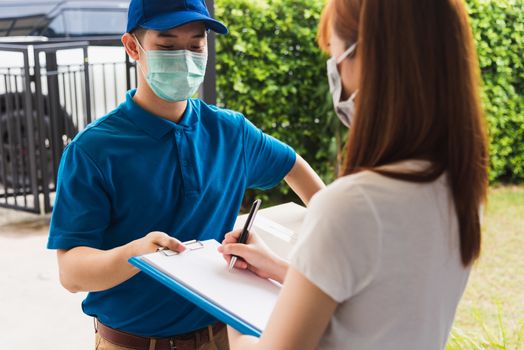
[254,215,294,242]
[142,240,280,332]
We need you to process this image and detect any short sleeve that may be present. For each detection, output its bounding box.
[242,117,296,190]
[47,142,111,250]
[290,184,382,303]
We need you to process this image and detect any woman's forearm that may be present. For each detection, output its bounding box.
[269,255,290,284]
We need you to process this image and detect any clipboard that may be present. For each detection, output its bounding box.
[129,239,281,337]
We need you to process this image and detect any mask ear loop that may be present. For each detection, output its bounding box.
[336,43,359,105]
[132,34,148,78]
[336,42,358,64]
[132,34,146,53]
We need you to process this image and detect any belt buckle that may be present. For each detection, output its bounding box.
[169,339,176,350]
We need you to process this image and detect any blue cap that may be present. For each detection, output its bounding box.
[126,0,228,35]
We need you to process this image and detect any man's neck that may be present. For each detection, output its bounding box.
[133,83,188,124]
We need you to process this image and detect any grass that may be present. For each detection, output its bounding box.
[446,186,524,349]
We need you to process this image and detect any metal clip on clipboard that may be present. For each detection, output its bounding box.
[157,239,205,257]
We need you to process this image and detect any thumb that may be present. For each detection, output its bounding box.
[157,234,185,253]
[168,238,186,253]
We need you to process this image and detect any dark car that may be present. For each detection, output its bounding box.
[0,0,128,38]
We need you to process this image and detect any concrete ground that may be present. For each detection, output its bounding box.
[0,208,92,350]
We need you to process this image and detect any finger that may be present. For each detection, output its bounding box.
[222,235,237,245]
[228,256,248,270]
[246,231,257,244]
[221,243,252,260]
[219,244,249,269]
[218,243,232,257]
[219,251,230,262]
[225,229,243,241]
[219,246,233,265]
[234,259,248,270]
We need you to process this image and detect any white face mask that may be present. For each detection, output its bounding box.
[134,35,208,102]
[327,43,359,128]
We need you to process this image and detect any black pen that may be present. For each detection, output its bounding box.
[228,199,262,272]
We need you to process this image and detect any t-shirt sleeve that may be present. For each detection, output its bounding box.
[47,142,111,250]
[242,117,296,190]
[290,184,382,303]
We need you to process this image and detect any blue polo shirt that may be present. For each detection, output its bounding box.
[47,89,296,337]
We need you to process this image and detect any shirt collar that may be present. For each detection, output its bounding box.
[122,89,199,140]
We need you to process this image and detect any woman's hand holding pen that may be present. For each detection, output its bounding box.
[218,229,289,284]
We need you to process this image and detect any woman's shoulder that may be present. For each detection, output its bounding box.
[315,160,445,214]
[308,172,381,223]
[330,160,441,191]
[317,169,392,202]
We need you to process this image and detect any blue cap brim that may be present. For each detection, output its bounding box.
[139,11,228,35]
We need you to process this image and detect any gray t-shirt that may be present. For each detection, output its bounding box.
[290,161,470,350]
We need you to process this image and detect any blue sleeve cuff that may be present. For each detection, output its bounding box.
[47,229,104,250]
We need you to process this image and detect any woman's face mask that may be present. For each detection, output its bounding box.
[327,42,358,128]
[134,35,208,102]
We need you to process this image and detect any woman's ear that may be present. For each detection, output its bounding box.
[121,33,141,61]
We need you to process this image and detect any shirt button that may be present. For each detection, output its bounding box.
[183,160,189,167]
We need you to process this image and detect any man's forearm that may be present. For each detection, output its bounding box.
[285,155,326,205]
[57,244,138,293]
[57,232,184,293]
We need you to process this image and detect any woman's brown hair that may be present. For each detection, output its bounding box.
[318,0,489,266]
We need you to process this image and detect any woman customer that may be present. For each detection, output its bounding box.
[219,0,489,349]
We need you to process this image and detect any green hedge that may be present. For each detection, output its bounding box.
[215,0,524,205]
[467,0,524,182]
[215,0,338,205]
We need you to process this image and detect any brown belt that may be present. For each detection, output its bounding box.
[95,319,225,350]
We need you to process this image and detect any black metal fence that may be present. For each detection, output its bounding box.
[0,46,41,213]
[0,38,137,213]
